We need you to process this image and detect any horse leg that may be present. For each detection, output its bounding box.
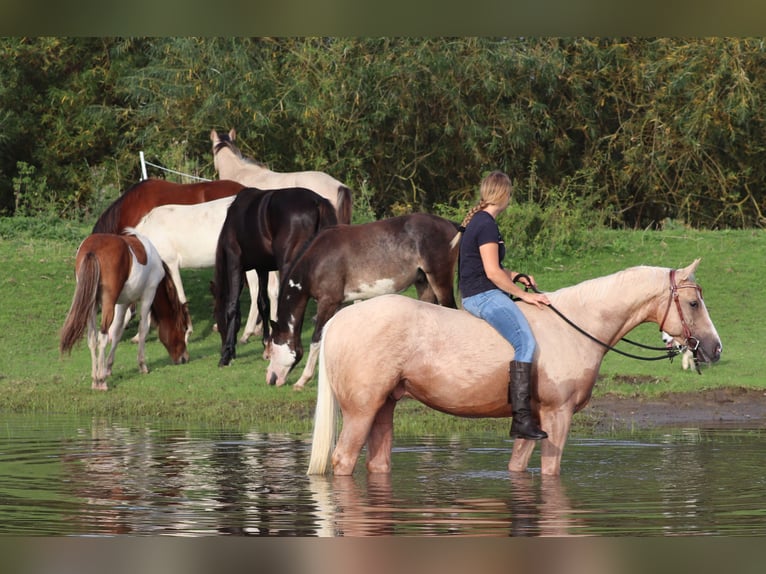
[86,312,99,388]
[94,330,110,391]
[365,396,397,473]
[256,271,272,360]
[106,304,130,376]
[424,269,457,308]
[332,414,376,476]
[219,267,243,367]
[537,405,574,476]
[508,438,537,472]
[241,269,262,343]
[293,300,342,390]
[133,299,154,375]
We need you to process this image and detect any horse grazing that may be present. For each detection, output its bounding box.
[266,213,461,389]
[212,187,338,367]
[210,129,353,225]
[307,260,722,477]
[134,196,273,343]
[60,231,191,390]
[92,178,245,233]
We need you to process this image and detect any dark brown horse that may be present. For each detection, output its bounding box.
[212,187,338,367]
[266,213,461,389]
[92,178,245,233]
[60,230,191,390]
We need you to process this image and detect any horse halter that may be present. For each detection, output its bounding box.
[658,269,704,356]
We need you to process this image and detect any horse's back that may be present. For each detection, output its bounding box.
[94,179,244,233]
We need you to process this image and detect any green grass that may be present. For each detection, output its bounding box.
[0,218,762,434]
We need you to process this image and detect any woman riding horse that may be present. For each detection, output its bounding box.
[457,170,550,440]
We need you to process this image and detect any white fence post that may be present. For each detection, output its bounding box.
[139,151,148,181]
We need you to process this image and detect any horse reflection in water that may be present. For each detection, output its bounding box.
[308,260,722,476]
[308,473,584,537]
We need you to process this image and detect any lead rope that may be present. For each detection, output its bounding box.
[512,274,681,363]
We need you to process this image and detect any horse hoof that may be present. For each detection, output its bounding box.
[292,384,305,392]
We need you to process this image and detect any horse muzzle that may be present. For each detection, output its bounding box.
[695,338,722,365]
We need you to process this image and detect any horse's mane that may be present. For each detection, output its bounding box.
[549,265,667,308]
[214,136,268,168]
[92,180,146,233]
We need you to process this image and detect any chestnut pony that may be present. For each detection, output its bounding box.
[307,260,722,477]
[60,230,190,390]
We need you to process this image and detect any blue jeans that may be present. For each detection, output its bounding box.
[462,289,537,363]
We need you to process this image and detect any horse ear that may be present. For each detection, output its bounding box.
[677,258,701,282]
[210,129,218,142]
[229,128,236,141]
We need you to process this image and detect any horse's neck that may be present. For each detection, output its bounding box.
[217,148,268,178]
[550,267,666,345]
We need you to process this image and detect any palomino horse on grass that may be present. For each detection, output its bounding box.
[210,129,353,225]
[213,187,338,367]
[266,213,461,389]
[60,231,191,390]
[135,196,275,343]
[307,260,722,476]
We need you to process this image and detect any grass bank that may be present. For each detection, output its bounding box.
[0,217,762,433]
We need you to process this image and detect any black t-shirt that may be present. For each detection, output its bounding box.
[458,210,505,298]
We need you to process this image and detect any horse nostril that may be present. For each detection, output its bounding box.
[269,372,278,386]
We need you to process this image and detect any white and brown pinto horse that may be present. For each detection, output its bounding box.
[134,196,276,343]
[266,213,460,389]
[210,129,353,225]
[60,230,190,390]
[307,260,722,476]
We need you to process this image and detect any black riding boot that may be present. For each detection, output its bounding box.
[508,360,548,440]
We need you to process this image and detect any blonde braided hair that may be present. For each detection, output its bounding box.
[451,171,512,248]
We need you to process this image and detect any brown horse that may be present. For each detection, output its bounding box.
[266,213,460,389]
[60,231,190,390]
[307,260,722,476]
[210,129,353,225]
[92,178,245,233]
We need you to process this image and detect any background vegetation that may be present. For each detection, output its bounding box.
[2,37,766,230]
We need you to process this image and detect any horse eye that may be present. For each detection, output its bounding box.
[689,300,699,309]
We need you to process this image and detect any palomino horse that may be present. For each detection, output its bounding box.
[307,260,722,476]
[60,231,191,390]
[266,213,461,389]
[213,187,338,367]
[210,129,353,225]
[134,196,276,343]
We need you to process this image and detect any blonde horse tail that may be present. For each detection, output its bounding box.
[335,185,353,225]
[307,323,338,475]
[60,253,100,354]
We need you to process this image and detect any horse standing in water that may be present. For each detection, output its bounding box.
[212,187,338,367]
[60,231,191,390]
[210,129,353,225]
[134,196,273,343]
[307,260,722,476]
[266,213,461,389]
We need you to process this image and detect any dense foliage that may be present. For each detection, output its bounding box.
[2,37,766,229]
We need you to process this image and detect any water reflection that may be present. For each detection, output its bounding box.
[0,414,764,536]
[309,472,586,537]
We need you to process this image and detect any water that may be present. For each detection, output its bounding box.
[0,414,764,536]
